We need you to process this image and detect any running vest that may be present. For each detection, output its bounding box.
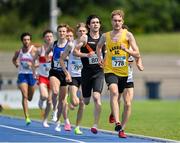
[38,45,53,77]
[104,29,129,76]
[80,34,102,71]
[18,46,34,74]
[51,40,68,71]
[68,40,82,77]
[127,55,134,83]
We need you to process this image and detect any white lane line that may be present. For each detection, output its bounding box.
[0,124,85,143]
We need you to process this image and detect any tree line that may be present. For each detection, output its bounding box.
[0,0,180,36]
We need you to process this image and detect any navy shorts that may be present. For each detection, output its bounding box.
[17,73,36,86]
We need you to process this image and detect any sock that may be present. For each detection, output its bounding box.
[65,118,70,124]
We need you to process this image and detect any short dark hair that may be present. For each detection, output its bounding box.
[42,29,53,37]
[20,32,32,41]
[86,14,101,28]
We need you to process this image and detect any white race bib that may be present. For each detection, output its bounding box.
[21,61,30,69]
[112,56,126,67]
[54,60,67,68]
[88,54,98,65]
[70,60,83,73]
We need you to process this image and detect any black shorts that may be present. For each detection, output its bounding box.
[81,69,104,98]
[105,73,128,93]
[49,69,67,86]
[125,82,134,88]
[68,77,81,88]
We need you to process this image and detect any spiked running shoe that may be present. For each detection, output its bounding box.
[91,127,98,134]
[25,117,31,125]
[115,122,122,131]
[119,130,127,138]
[109,113,115,123]
[74,127,83,135]
[64,123,71,131]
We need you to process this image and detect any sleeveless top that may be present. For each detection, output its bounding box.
[80,33,102,72]
[68,40,82,77]
[104,29,129,77]
[127,55,134,83]
[51,40,68,71]
[38,45,53,77]
[18,45,34,74]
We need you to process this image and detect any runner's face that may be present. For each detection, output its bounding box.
[44,33,54,44]
[77,26,87,37]
[22,35,31,48]
[112,15,124,31]
[57,27,67,39]
[66,31,74,41]
[89,18,100,33]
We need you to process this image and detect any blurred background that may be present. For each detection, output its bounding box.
[0,0,180,108]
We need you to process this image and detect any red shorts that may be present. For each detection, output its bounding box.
[38,75,50,89]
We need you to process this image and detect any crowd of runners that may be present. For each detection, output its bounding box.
[12,9,144,138]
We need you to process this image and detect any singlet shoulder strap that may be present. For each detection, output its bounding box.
[120,29,128,41]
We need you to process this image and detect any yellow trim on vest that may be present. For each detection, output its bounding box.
[104,29,129,76]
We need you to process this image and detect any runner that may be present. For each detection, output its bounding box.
[109,55,144,138]
[60,23,87,135]
[96,9,142,138]
[12,32,37,125]
[73,15,105,134]
[46,24,71,131]
[36,29,54,127]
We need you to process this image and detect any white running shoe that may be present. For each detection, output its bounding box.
[51,110,58,122]
[43,121,50,128]
[55,122,61,132]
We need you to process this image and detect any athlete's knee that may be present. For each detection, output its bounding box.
[52,89,59,96]
[72,98,79,107]
[124,101,132,109]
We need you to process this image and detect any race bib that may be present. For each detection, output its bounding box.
[112,56,126,67]
[54,60,67,68]
[88,54,98,65]
[54,60,61,68]
[21,61,30,69]
[70,60,83,73]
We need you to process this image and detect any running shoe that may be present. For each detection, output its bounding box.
[109,113,115,123]
[55,122,61,132]
[64,123,71,131]
[91,127,98,134]
[43,120,50,128]
[25,117,31,125]
[118,130,127,138]
[74,127,83,135]
[115,122,122,131]
[51,110,57,122]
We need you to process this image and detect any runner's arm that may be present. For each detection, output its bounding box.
[121,32,140,58]
[96,33,106,67]
[73,35,89,58]
[12,50,20,68]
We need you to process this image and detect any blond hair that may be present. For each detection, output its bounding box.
[111,9,124,19]
[57,24,69,31]
[76,22,86,31]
